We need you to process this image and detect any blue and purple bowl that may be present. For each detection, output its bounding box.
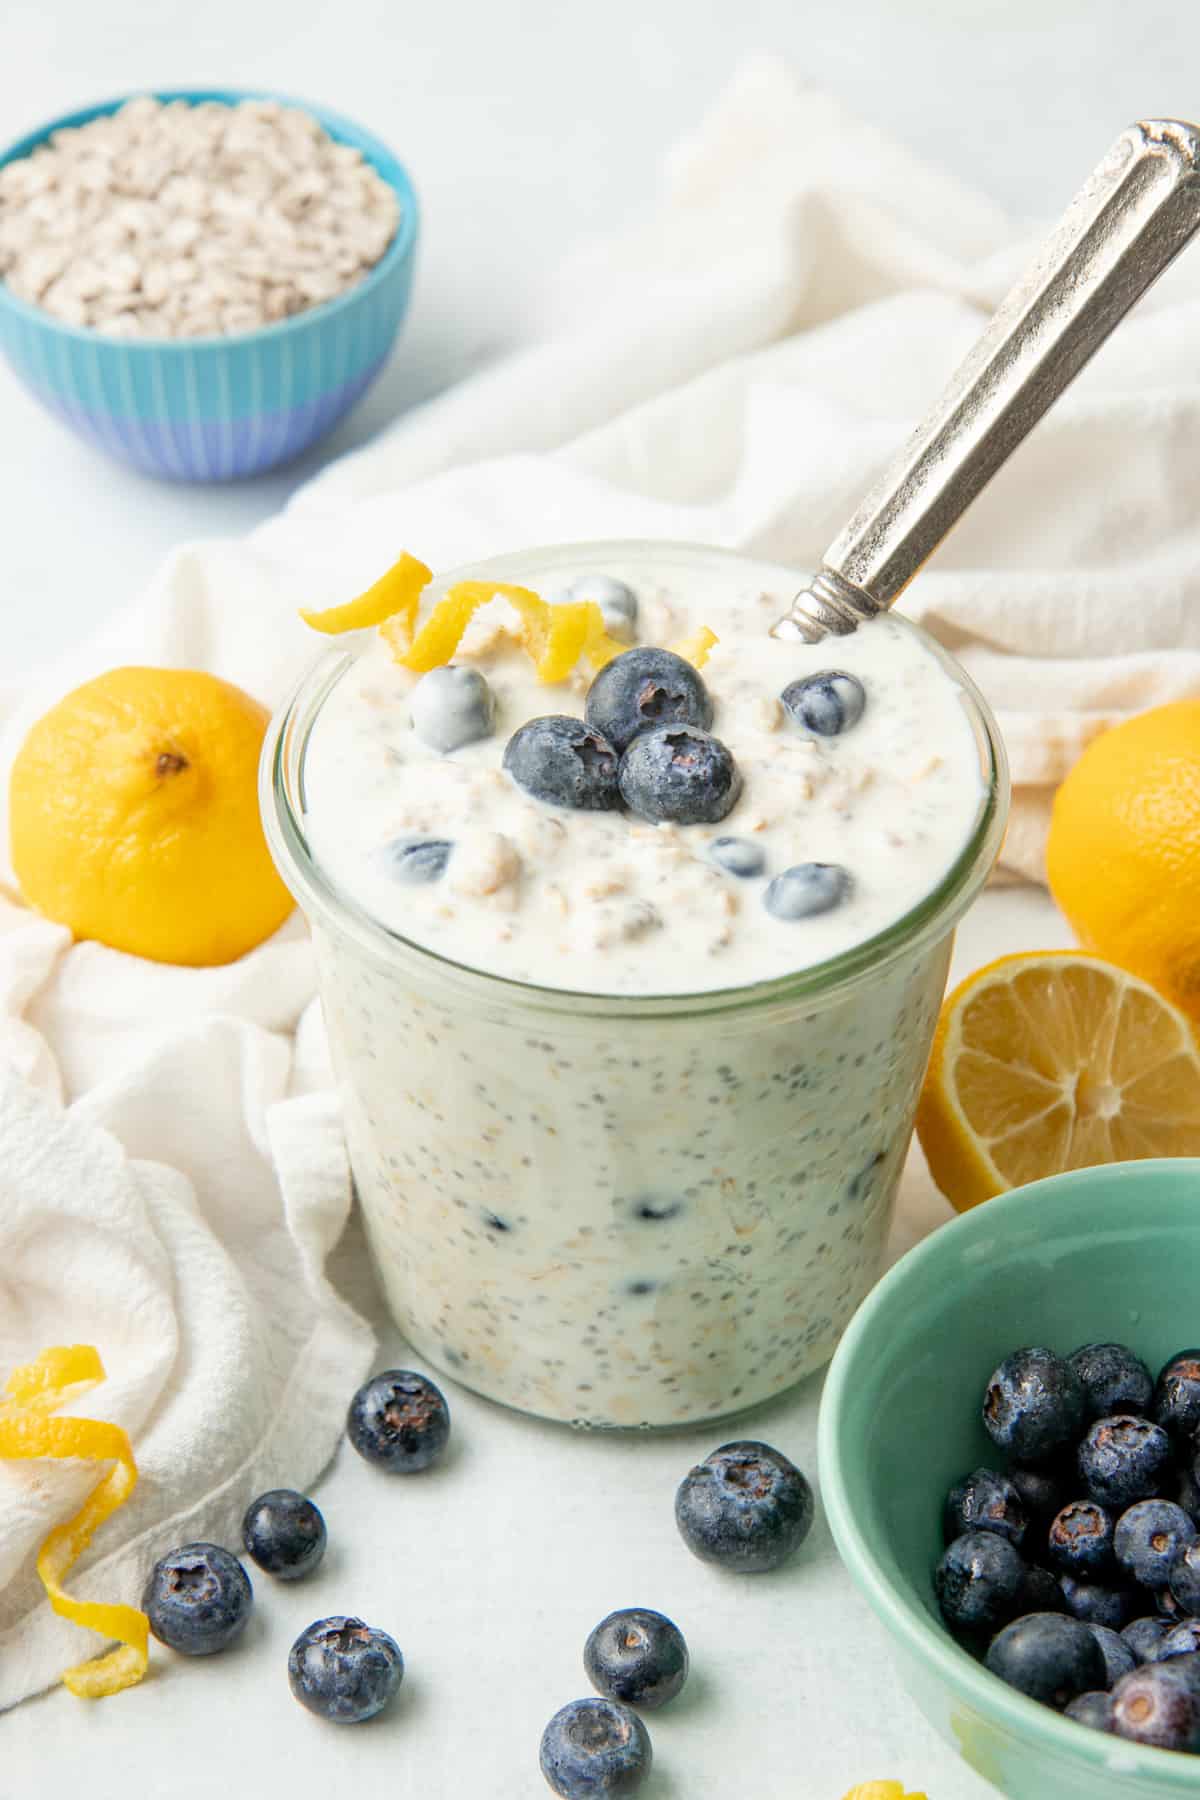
[0,88,418,481]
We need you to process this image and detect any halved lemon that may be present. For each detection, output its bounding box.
[916,951,1200,1212]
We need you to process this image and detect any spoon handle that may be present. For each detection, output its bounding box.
[773,118,1200,643]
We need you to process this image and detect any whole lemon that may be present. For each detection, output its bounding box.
[10,666,293,966]
[1047,700,1200,1020]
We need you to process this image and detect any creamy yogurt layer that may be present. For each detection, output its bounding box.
[301,554,985,994]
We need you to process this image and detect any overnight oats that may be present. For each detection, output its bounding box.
[263,542,1007,1426]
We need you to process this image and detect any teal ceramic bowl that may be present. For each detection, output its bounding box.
[819,1159,1200,1800]
[0,89,418,480]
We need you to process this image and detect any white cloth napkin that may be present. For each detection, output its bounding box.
[3,55,1199,1709]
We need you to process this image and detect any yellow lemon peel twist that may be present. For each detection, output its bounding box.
[668,626,719,670]
[841,1785,928,1800]
[299,551,433,635]
[380,579,628,681]
[0,1346,147,1698]
[303,551,718,684]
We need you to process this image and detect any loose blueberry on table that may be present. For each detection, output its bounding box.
[288,1615,404,1723]
[241,1488,327,1581]
[674,1440,813,1573]
[583,1608,689,1710]
[347,1368,451,1473]
[539,1697,652,1797]
[142,1542,253,1656]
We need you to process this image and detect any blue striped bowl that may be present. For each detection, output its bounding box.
[0,89,418,481]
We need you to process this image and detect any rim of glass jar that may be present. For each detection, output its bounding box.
[261,539,1010,1023]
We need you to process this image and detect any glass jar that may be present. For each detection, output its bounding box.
[262,542,1009,1428]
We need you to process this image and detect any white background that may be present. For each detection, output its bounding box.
[0,2,1185,1794]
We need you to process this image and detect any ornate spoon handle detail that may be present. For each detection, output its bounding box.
[773,119,1200,642]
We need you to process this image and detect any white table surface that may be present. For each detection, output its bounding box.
[0,3,1182,1793]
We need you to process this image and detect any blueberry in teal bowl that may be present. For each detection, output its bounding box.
[0,90,418,480]
[819,1158,1200,1799]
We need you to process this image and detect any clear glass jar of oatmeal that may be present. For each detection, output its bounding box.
[262,542,1008,1427]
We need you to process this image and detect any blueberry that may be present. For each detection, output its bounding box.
[570,575,639,642]
[1111,1657,1200,1749]
[1154,1350,1200,1442]
[142,1542,253,1656]
[943,1468,1028,1548]
[618,726,741,825]
[1078,1415,1174,1508]
[583,1608,689,1710]
[708,836,766,879]
[1008,1465,1066,1532]
[1123,1615,1172,1663]
[674,1440,813,1573]
[1169,1541,1200,1616]
[1018,1564,1066,1615]
[410,664,496,753]
[241,1489,326,1582]
[1060,1574,1134,1630]
[780,671,866,737]
[287,1616,403,1723]
[1087,1624,1137,1687]
[346,1369,450,1474]
[504,716,620,811]
[1160,1621,1200,1661]
[934,1531,1026,1633]
[1177,1463,1200,1525]
[1048,1501,1115,1577]
[539,1697,652,1797]
[585,648,712,753]
[380,835,453,884]
[982,1348,1087,1466]
[1114,1500,1197,1589]
[629,1195,683,1224]
[1159,1583,1188,1621]
[984,1612,1105,1709]
[1070,1343,1154,1422]
[1065,1689,1115,1732]
[763,863,852,922]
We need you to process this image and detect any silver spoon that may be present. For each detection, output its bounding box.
[772,118,1200,643]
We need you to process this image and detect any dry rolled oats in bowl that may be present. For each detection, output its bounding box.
[0,89,419,480]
